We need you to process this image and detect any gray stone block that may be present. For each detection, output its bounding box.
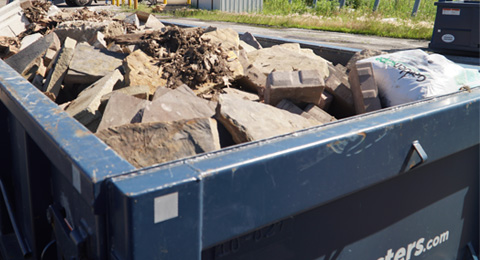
[265,70,325,106]
[348,62,382,114]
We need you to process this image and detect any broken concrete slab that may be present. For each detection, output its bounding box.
[144,15,165,30]
[265,70,325,106]
[43,37,77,98]
[222,88,259,101]
[66,69,123,126]
[0,1,30,37]
[64,43,126,86]
[20,33,42,50]
[5,32,59,77]
[96,118,221,168]
[123,50,166,95]
[240,32,262,49]
[304,104,336,123]
[142,85,215,123]
[348,62,382,114]
[97,92,149,132]
[215,94,316,144]
[247,44,330,80]
[54,20,125,44]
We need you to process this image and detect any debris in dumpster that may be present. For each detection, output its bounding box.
[4,0,474,169]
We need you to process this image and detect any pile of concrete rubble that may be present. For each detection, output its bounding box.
[1,0,385,168]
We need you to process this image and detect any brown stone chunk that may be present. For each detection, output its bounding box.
[97,92,149,132]
[96,118,221,168]
[215,94,316,144]
[123,50,166,96]
[66,69,123,126]
[142,85,214,123]
[43,37,77,97]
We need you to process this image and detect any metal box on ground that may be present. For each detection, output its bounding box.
[194,0,263,12]
[0,32,479,259]
[429,0,480,55]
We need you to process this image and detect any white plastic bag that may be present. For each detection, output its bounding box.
[359,49,480,107]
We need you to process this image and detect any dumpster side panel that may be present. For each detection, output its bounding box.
[192,89,480,248]
[202,145,479,260]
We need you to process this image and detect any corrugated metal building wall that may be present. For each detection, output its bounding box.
[194,0,263,12]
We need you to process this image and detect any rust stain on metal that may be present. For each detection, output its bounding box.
[75,129,89,137]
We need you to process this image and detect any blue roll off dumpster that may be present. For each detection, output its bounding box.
[0,34,479,259]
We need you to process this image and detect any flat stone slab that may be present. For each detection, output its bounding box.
[143,85,214,123]
[5,33,59,77]
[248,43,330,79]
[222,88,259,101]
[215,94,316,144]
[97,92,149,132]
[43,37,77,98]
[123,50,166,96]
[65,43,126,85]
[96,118,221,168]
[54,20,124,44]
[201,28,239,51]
[101,85,150,105]
[66,69,123,126]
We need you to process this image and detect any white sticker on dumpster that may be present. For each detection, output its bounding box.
[154,192,178,224]
[72,165,81,194]
[442,8,460,15]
